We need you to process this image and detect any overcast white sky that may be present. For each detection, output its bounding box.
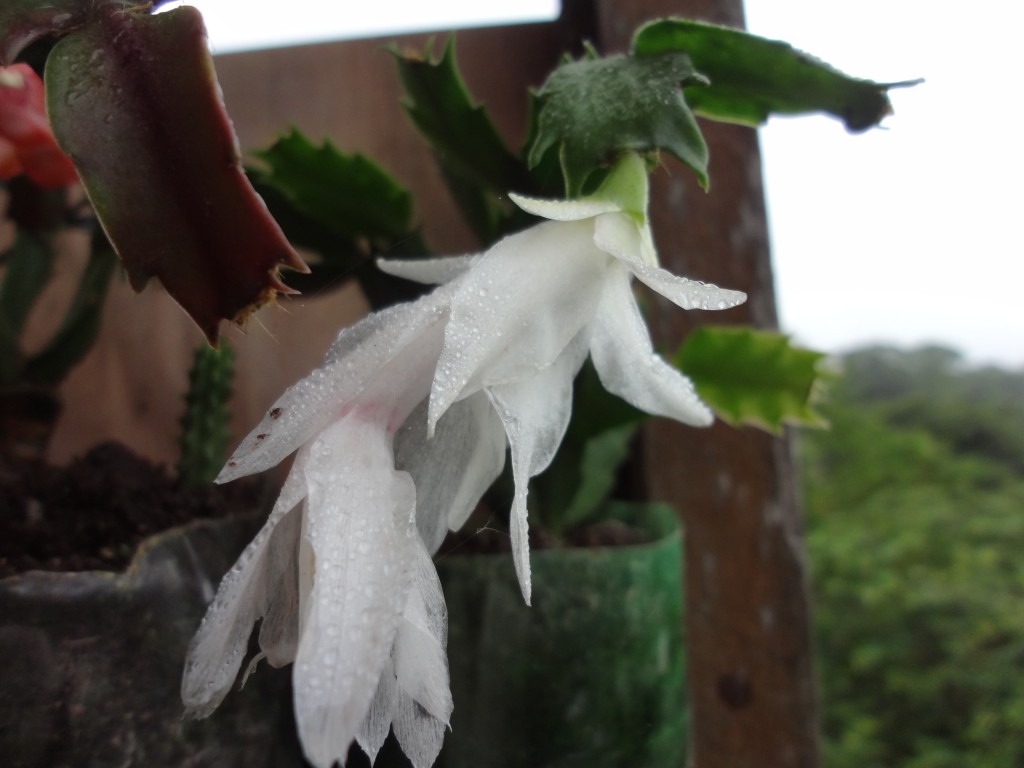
[167,0,1023,368]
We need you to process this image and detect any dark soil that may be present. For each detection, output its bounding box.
[0,441,269,579]
[0,440,654,579]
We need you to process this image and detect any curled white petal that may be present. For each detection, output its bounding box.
[590,270,713,427]
[509,191,621,221]
[377,255,479,285]
[486,333,589,604]
[592,210,746,310]
[629,260,747,311]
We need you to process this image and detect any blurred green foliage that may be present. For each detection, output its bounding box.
[802,345,1024,767]
[0,179,116,390]
[676,326,827,433]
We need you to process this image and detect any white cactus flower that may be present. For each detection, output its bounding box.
[183,151,743,768]
[379,152,746,605]
[181,286,505,768]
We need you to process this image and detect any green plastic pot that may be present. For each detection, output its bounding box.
[435,504,687,768]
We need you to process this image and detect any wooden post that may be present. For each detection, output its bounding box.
[592,1,822,766]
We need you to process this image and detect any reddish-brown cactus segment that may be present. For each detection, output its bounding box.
[45,5,307,343]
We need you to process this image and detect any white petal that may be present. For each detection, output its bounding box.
[487,334,589,604]
[392,693,448,768]
[293,417,418,768]
[376,255,478,285]
[321,285,451,366]
[428,220,607,431]
[182,453,308,717]
[593,211,747,311]
[356,657,398,764]
[353,318,448,433]
[590,270,713,427]
[256,502,303,667]
[394,393,506,553]
[394,542,453,724]
[218,288,450,484]
[631,260,747,311]
[509,191,620,221]
[592,209,657,267]
[357,543,452,765]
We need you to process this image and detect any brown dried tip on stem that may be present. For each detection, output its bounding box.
[228,268,304,333]
[399,46,426,62]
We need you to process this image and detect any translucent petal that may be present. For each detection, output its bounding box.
[256,503,302,667]
[392,694,447,768]
[590,270,713,427]
[487,334,589,604]
[293,417,418,768]
[356,657,397,764]
[217,288,450,483]
[394,541,452,724]
[394,393,506,553]
[509,191,620,221]
[358,543,451,765]
[429,220,607,431]
[376,255,478,285]
[181,453,308,717]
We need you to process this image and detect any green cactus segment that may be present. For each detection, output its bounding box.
[22,239,118,387]
[632,19,903,131]
[0,228,118,389]
[178,343,234,486]
[0,232,55,385]
[675,326,828,433]
[529,51,709,196]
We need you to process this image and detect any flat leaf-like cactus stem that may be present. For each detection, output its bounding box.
[45,6,306,344]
